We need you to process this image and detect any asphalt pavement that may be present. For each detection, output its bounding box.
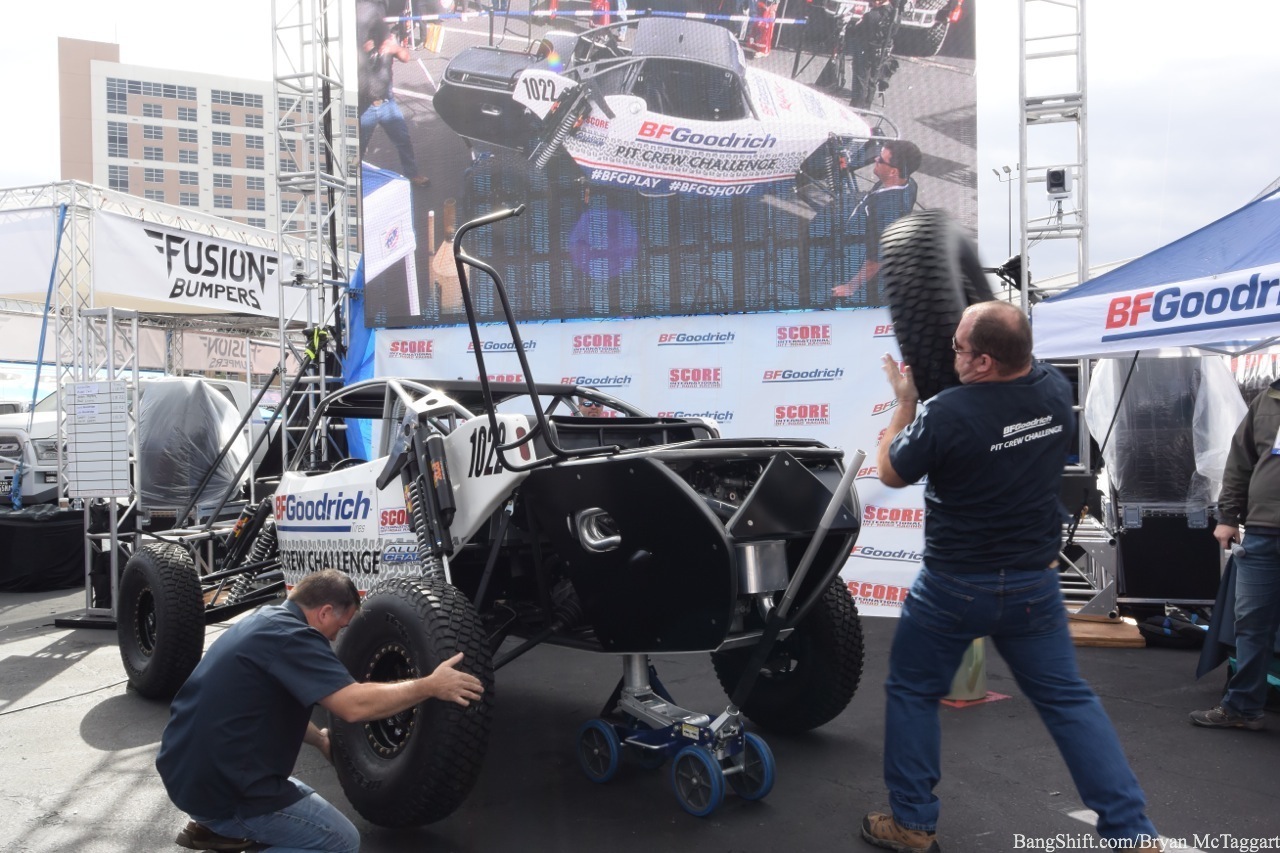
[2,586,1278,853]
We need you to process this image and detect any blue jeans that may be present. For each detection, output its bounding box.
[359,99,420,180]
[884,566,1156,841]
[194,779,359,853]
[1223,531,1280,717]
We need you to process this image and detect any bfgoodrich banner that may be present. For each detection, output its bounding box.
[92,211,313,319]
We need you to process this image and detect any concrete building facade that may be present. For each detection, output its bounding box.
[58,36,357,241]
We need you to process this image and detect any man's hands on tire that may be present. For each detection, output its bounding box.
[429,652,485,706]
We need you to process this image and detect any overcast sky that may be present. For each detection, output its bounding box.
[1,0,1277,282]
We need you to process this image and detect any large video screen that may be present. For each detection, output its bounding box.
[357,0,976,327]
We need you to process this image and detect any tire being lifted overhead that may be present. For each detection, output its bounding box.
[116,544,206,700]
[878,208,994,402]
[330,577,495,827]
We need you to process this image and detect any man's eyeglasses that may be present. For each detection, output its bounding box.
[874,155,891,166]
[579,399,601,408]
[952,336,981,358]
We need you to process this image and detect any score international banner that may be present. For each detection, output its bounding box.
[374,308,923,616]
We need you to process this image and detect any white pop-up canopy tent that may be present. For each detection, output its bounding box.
[1032,188,1280,359]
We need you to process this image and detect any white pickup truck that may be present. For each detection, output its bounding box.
[0,377,266,508]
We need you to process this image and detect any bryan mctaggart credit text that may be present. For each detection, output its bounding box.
[1013,833,1280,851]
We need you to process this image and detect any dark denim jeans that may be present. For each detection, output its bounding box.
[195,779,359,853]
[883,566,1156,841]
[1223,531,1280,718]
[360,99,419,180]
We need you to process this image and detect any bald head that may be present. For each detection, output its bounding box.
[963,301,1032,375]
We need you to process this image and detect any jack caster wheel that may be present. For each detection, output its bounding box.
[726,732,775,801]
[577,718,622,783]
[671,744,725,817]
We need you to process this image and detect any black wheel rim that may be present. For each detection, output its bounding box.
[579,726,612,778]
[674,753,713,810]
[134,588,157,658]
[362,643,420,758]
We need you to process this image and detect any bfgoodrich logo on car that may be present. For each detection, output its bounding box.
[145,228,277,311]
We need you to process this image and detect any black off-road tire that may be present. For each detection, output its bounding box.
[879,208,993,402]
[331,577,495,827]
[711,579,865,734]
[117,544,205,700]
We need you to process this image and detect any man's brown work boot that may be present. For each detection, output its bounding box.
[174,820,251,851]
[861,811,941,853]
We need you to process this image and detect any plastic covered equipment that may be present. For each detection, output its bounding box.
[137,379,248,510]
[1085,356,1246,507]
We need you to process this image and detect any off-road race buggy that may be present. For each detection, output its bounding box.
[117,206,873,822]
[116,201,991,823]
[432,16,896,199]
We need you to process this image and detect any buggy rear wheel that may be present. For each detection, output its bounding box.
[711,578,865,734]
[116,544,205,700]
[331,577,495,827]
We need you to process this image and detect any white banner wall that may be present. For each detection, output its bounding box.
[0,208,60,302]
[375,310,924,616]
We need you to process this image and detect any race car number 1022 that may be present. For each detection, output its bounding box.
[521,76,560,103]
[468,422,507,477]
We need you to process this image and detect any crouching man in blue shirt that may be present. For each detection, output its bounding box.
[156,569,483,852]
[861,302,1162,853]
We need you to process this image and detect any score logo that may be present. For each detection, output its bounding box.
[572,333,622,354]
[669,367,723,389]
[774,403,830,426]
[388,339,433,358]
[847,579,910,604]
[775,324,831,347]
[861,505,924,528]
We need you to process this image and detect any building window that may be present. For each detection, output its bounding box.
[280,197,296,213]
[278,158,298,174]
[214,195,233,209]
[213,173,232,189]
[177,106,197,122]
[213,152,232,167]
[177,127,198,144]
[246,175,265,191]
[349,222,360,240]
[144,146,165,161]
[282,138,297,153]
[107,122,129,158]
[178,149,199,164]
[345,104,358,120]
[212,110,231,126]
[246,197,266,212]
[142,103,163,119]
[244,113,264,129]
[179,192,199,207]
[143,125,164,140]
[212,131,231,147]
[108,165,129,192]
[143,168,165,183]
[247,217,267,229]
[212,89,263,109]
[246,156,264,171]
[245,135,264,150]
[144,189,165,202]
[178,170,198,185]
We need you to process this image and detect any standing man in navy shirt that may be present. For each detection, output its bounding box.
[861,302,1161,853]
[157,569,482,852]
